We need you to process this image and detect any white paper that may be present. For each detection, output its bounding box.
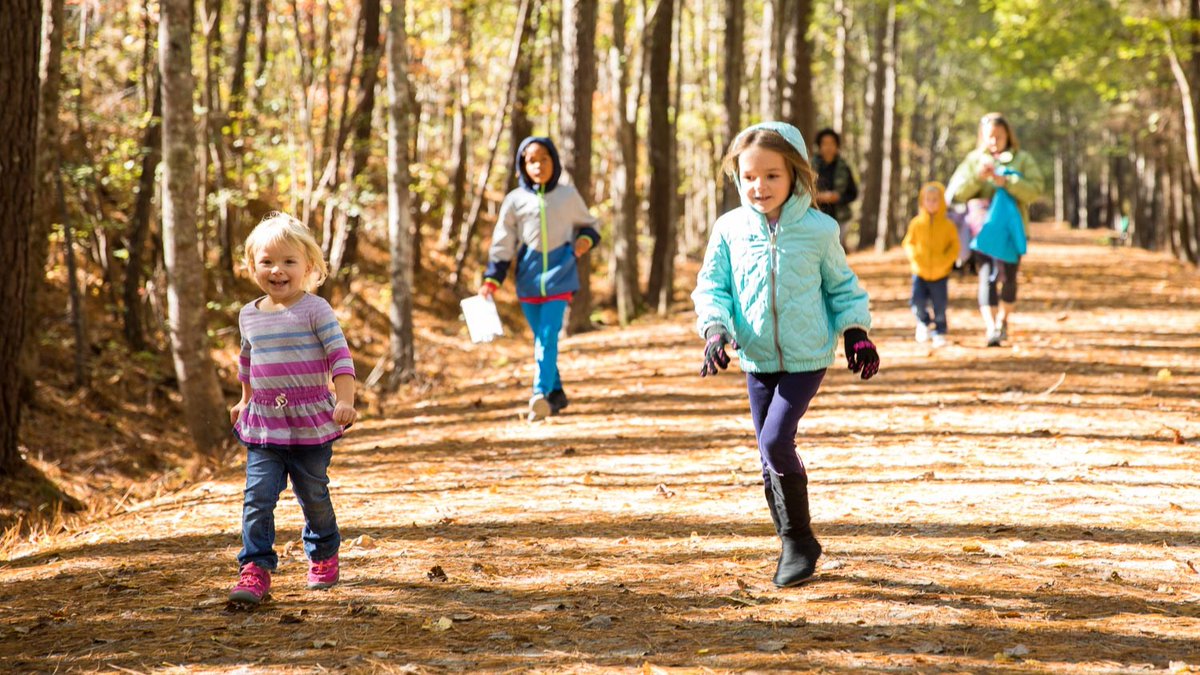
[460,296,505,344]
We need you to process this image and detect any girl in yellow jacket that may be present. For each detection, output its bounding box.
[902,182,959,347]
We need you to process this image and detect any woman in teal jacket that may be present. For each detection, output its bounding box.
[692,121,879,588]
[946,112,1043,347]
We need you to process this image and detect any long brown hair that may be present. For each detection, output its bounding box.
[977,112,1020,152]
[722,129,818,201]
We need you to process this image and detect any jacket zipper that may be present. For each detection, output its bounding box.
[538,186,548,297]
[767,216,785,371]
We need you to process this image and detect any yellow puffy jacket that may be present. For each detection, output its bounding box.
[902,182,960,281]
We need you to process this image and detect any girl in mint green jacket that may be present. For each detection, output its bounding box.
[692,121,879,588]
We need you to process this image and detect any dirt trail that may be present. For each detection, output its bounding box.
[2,224,1199,673]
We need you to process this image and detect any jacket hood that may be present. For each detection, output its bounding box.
[919,181,948,218]
[729,121,813,216]
[516,136,562,193]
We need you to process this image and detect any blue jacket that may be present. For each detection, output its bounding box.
[692,121,872,373]
[969,180,1027,264]
[484,137,602,300]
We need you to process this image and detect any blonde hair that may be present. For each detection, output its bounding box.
[977,112,1020,152]
[243,212,328,291]
[721,129,818,202]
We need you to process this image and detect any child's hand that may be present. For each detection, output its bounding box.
[574,237,593,258]
[843,328,880,380]
[333,400,358,428]
[700,327,738,377]
[478,281,497,300]
[230,402,247,427]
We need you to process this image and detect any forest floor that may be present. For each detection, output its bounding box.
[1,223,1199,673]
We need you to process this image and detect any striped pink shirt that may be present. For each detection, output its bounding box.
[235,293,356,447]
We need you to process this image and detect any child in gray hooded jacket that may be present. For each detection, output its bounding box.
[479,136,601,421]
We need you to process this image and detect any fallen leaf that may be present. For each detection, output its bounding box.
[421,616,453,632]
[912,641,944,654]
[757,641,786,652]
[313,639,338,648]
[654,483,675,498]
[532,601,570,612]
[1003,644,1030,658]
[451,612,476,622]
[1186,560,1198,575]
[1156,368,1173,381]
[351,534,377,549]
[279,613,304,624]
[1169,661,1200,673]
[470,562,498,575]
[962,544,984,553]
[427,565,448,582]
[584,615,614,629]
[1108,571,1124,583]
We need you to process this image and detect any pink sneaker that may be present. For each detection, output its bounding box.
[229,562,271,605]
[308,554,339,590]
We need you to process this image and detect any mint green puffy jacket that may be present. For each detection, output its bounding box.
[692,121,872,373]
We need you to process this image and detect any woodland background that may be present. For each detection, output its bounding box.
[2,0,1200,528]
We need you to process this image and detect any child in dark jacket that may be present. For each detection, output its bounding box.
[479,137,601,421]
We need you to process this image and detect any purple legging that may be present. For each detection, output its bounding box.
[746,369,827,478]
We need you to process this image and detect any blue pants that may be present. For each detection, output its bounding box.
[910,275,949,335]
[239,442,340,569]
[746,370,826,479]
[520,300,567,396]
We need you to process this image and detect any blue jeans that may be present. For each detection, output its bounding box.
[746,370,826,479]
[910,275,949,335]
[239,442,340,569]
[520,300,567,396]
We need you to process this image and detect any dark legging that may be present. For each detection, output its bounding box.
[746,370,827,478]
[976,253,1019,307]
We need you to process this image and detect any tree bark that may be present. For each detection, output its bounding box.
[786,0,815,142]
[722,0,744,213]
[857,0,888,250]
[124,76,163,351]
[560,0,599,334]
[19,0,65,403]
[384,0,415,388]
[327,0,382,293]
[832,0,848,134]
[645,0,676,314]
[438,2,471,249]
[451,0,535,286]
[0,0,41,471]
[759,0,781,120]
[507,0,538,192]
[160,0,232,455]
[611,0,642,325]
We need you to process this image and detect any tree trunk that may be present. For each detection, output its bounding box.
[124,76,163,351]
[560,0,598,334]
[645,0,676,314]
[832,0,848,134]
[438,3,471,249]
[327,0,382,294]
[451,0,535,286]
[872,3,898,253]
[384,0,415,388]
[0,0,41,472]
[722,0,744,213]
[786,0,815,142]
[611,0,642,325]
[57,178,87,388]
[508,0,538,192]
[160,0,232,455]
[857,0,888,250]
[759,0,781,120]
[19,0,65,403]
[249,0,271,111]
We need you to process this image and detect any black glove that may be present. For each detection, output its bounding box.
[700,326,738,377]
[843,328,879,380]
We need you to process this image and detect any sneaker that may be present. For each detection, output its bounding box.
[986,330,1003,348]
[998,319,1009,342]
[229,562,271,605]
[931,333,947,348]
[307,554,339,590]
[547,389,569,415]
[914,323,930,343]
[528,394,551,422]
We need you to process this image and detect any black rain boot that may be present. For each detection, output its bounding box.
[767,472,822,587]
[548,388,569,415]
[763,475,781,533]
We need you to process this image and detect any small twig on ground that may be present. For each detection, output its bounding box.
[1037,372,1067,398]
